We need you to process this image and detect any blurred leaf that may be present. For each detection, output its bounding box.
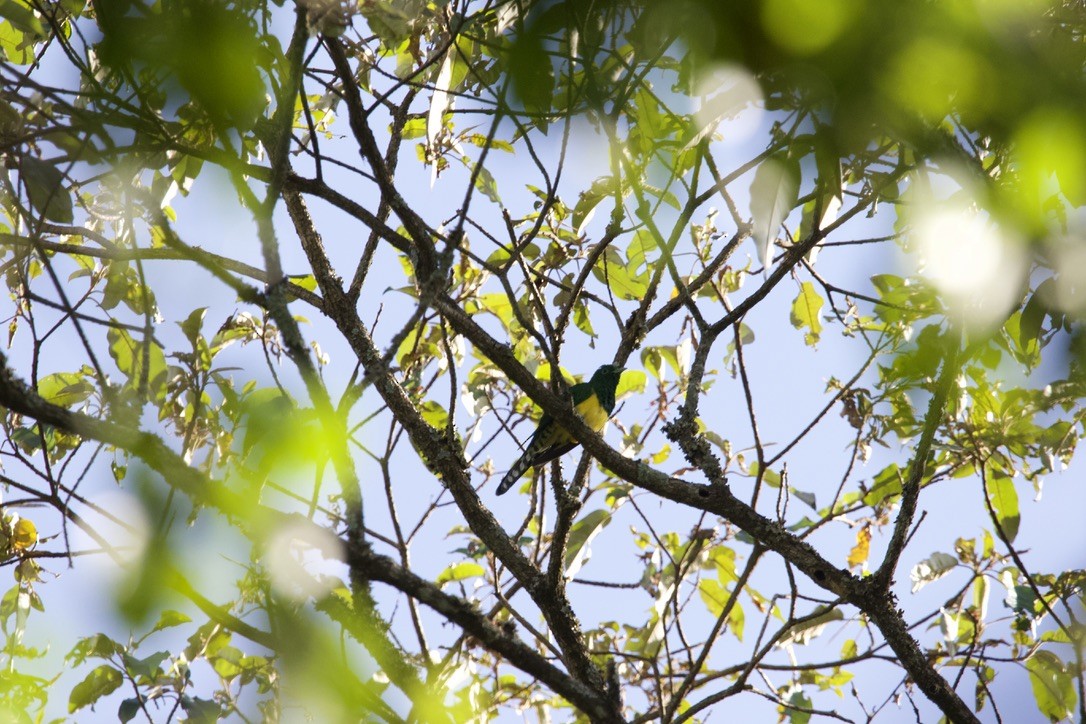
[122,650,169,681]
[96,0,266,129]
[572,300,596,339]
[508,22,554,117]
[471,162,501,203]
[68,665,123,713]
[784,687,813,724]
[180,696,222,723]
[150,609,192,634]
[0,0,45,37]
[66,633,122,667]
[698,577,727,617]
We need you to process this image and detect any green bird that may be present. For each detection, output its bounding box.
[496,364,624,495]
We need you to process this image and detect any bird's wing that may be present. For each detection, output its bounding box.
[497,416,574,495]
[570,381,593,405]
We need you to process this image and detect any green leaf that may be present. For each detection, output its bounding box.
[418,400,449,429]
[789,281,824,345]
[210,646,242,680]
[150,609,191,634]
[68,665,123,713]
[478,293,513,328]
[19,156,73,223]
[98,1,265,130]
[564,509,612,578]
[749,156,799,267]
[0,0,45,37]
[1027,650,1077,722]
[749,462,781,488]
[841,639,857,659]
[180,695,221,723]
[987,474,1020,543]
[179,307,207,347]
[1004,311,1040,368]
[118,698,140,723]
[66,633,122,667]
[508,27,554,117]
[698,577,728,617]
[784,688,813,724]
[436,562,484,586]
[36,372,94,408]
[107,328,167,394]
[863,463,903,508]
[573,176,615,236]
[572,300,596,339]
[592,247,648,300]
[641,347,665,381]
[615,369,647,399]
[1005,583,1038,617]
[122,651,169,681]
[1019,288,1046,350]
[470,161,501,203]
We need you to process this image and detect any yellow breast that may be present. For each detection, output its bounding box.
[575,393,610,432]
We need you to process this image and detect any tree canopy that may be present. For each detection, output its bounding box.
[1,0,1085,721]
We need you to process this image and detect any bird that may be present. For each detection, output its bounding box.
[496,364,624,495]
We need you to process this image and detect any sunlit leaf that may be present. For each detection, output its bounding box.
[778,606,844,646]
[37,372,94,408]
[1026,650,1077,722]
[564,509,612,578]
[846,524,870,571]
[11,517,36,550]
[749,157,799,268]
[910,552,957,593]
[790,281,824,346]
[986,474,1020,543]
[436,562,484,587]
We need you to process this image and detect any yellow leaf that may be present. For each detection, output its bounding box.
[12,518,37,550]
[847,524,871,570]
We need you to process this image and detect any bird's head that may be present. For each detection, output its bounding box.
[590,364,625,388]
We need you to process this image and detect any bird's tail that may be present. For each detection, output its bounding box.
[496,448,535,495]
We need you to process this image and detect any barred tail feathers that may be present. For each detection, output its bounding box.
[496,447,536,495]
[496,418,571,495]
